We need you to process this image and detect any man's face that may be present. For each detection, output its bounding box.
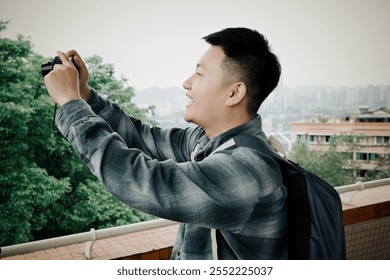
[183,46,231,130]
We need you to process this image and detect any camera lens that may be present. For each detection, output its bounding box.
[41,62,53,77]
[40,56,63,77]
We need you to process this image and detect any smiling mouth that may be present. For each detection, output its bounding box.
[186,95,194,105]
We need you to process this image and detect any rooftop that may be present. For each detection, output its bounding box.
[291,107,390,124]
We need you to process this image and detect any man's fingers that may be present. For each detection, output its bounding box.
[66,50,84,63]
[65,50,87,71]
[66,49,79,58]
[56,51,74,67]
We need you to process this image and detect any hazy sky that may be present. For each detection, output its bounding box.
[2,0,390,90]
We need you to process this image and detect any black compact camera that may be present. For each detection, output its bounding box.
[41,56,76,77]
[41,56,62,77]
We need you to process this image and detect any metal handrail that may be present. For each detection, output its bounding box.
[1,178,389,259]
[335,178,390,194]
[335,178,390,205]
[0,218,178,259]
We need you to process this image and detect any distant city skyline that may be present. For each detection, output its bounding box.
[2,0,390,90]
[132,84,390,130]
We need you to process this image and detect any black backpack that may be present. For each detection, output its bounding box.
[229,135,346,259]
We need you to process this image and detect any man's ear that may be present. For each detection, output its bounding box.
[226,82,247,106]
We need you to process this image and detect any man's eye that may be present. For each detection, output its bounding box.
[196,72,202,76]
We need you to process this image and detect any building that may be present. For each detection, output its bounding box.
[290,107,390,178]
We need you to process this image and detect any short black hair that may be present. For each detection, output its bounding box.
[203,27,281,115]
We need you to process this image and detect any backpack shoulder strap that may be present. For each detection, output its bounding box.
[212,135,285,158]
[233,134,280,156]
[212,134,297,177]
[232,135,296,173]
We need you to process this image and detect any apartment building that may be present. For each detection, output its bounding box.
[290,107,390,177]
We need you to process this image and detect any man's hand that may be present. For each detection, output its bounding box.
[44,51,81,106]
[66,50,92,101]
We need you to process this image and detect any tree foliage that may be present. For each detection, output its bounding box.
[288,140,355,187]
[0,21,153,246]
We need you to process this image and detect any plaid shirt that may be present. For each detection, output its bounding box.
[56,89,287,259]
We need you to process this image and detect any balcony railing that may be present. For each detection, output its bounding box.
[1,178,390,260]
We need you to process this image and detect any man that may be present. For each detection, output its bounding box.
[44,27,287,259]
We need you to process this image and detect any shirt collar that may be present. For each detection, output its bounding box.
[193,115,264,160]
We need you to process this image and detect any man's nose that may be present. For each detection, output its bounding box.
[183,74,193,90]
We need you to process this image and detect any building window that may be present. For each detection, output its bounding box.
[297,134,307,142]
[309,135,315,142]
[356,153,377,161]
[376,136,390,145]
[356,169,368,177]
[356,153,367,160]
[359,137,368,144]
